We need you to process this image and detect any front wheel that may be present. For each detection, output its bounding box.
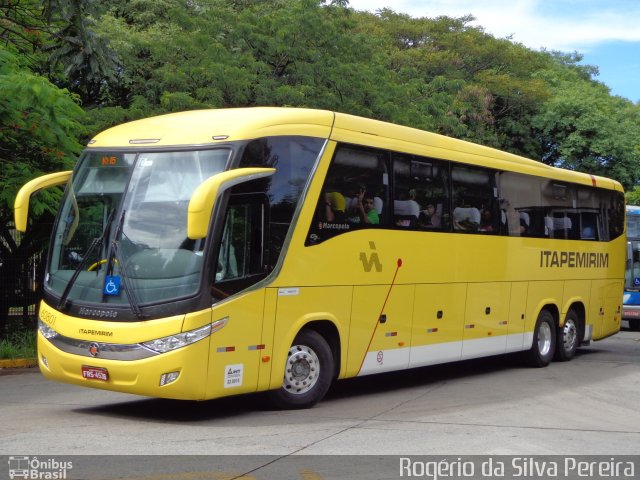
[555,310,579,361]
[267,329,334,409]
[525,309,556,367]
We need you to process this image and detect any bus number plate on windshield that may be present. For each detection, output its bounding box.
[81,366,109,382]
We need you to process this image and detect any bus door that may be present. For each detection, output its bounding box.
[409,283,466,367]
[350,284,414,375]
[461,282,511,359]
[206,194,270,398]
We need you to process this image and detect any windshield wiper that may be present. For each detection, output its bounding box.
[57,209,116,311]
[103,210,145,319]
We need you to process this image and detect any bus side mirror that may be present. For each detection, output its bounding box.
[14,171,73,232]
[187,167,276,239]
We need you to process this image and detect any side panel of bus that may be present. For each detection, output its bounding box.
[590,279,623,339]
[461,282,511,360]
[206,290,266,398]
[409,283,466,368]
[268,286,352,390]
[351,284,414,375]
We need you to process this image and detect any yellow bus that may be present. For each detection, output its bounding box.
[15,108,625,408]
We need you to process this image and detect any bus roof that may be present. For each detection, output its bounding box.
[88,107,623,192]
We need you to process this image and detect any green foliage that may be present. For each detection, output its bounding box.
[0,329,36,359]
[0,47,85,218]
[87,0,640,191]
[42,0,120,106]
[627,187,640,206]
[1,1,120,107]
[3,0,640,198]
[532,59,640,188]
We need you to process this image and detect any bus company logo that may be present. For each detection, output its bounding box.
[8,456,72,479]
[539,250,609,269]
[78,327,114,337]
[360,241,382,273]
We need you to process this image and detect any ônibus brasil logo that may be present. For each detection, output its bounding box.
[7,456,72,479]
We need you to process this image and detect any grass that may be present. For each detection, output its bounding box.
[0,330,37,359]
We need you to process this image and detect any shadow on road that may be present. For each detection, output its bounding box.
[72,353,528,422]
[70,333,640,424]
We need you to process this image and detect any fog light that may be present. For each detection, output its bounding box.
[159,371,180,386]
[41,355,49,369]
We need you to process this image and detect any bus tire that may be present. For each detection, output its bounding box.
[525,309,556,367]
[268,329,334,409]
[555,309,579,361]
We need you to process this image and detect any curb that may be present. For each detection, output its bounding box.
[0,358,38,369]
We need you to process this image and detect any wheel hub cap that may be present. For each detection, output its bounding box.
[538,322,552,356]
[563,320,577,351]
[283,345,320,395]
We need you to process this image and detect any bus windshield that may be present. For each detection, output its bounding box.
[47,149,230,308]
[626,210,640,291]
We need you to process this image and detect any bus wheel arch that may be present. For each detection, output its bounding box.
[555,304,584,362]
[268,321,339,409]
[525,307,557,367]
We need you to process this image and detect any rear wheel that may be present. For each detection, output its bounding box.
[555,309,579,361]
[525,309,556,367]
[267,329,334,409]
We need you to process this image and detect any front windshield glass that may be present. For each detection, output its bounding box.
[47,149,229,306]
[626,213,640,291]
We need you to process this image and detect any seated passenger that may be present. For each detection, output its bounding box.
[519,212,530,236]
[349,189,379,225]
[418,204,441,228]
[323,191,346,222]
[479,209,493,232]
[394,198,420,227]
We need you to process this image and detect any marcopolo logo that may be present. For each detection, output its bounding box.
[8,456,72,479]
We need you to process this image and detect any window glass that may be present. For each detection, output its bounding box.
[307,145,388,245]
[499,171,624,242]
[392,153,450,230]
[213,195,267,301]
[452,165,498,234]
[607,191,625,240]
[236,136,323,266]
[497,171,539,237]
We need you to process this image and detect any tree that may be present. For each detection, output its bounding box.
[42,0,120,107]
[532,56,640,189]
[0,47,85,333]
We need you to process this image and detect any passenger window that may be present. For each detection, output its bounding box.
[307,145,388,245]
[392,154,449,230]
[452,165,498,234]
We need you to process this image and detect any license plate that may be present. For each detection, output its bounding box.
[81,365,109,382]
[623,309,640,318]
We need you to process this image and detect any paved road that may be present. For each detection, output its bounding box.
[1,330,639,478]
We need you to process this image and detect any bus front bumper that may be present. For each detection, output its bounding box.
[37,331,210,400]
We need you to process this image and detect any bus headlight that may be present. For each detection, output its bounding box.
[142,317,228,354]
[38,320,58,339]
